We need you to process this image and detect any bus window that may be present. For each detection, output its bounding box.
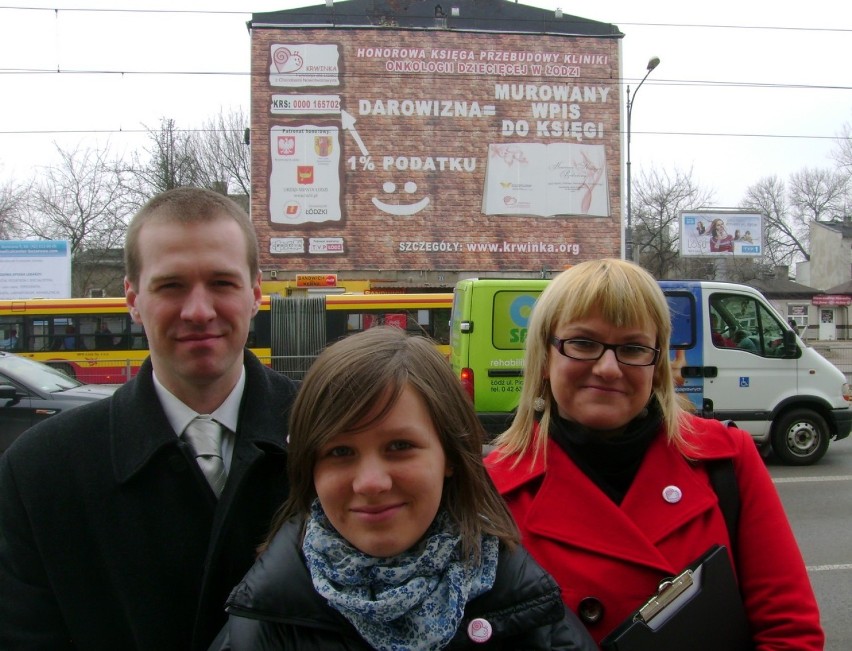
[0,317,22,351]
[87,316,128,350]
[130,322,148,350]
[47,320,78,351]
[432,309,451,346]
[248,308,271,349]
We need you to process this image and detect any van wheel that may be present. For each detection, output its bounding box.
[771,409,829,466]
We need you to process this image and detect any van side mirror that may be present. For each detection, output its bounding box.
[781,329,797,357]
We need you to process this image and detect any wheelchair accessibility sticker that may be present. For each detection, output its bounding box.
[739,377,750,388]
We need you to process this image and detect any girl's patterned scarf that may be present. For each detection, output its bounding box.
[303,499,499,651]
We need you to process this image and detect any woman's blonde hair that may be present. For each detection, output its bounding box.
[266,326,519,559]
[494,258,691,465]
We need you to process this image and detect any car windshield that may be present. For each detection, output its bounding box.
[0,355,82,392]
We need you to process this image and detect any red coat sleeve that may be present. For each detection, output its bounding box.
[726,424,824,650]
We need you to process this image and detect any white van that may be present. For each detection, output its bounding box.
[450,278,852,465]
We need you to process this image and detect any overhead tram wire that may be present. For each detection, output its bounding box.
[0,7,848,144]
[0,66,845,144]
[0,64,848,92]
[2,4,852,33]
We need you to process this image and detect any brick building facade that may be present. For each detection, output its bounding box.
[248,0,623,291]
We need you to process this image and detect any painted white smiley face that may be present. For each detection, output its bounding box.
[372,180,431,216]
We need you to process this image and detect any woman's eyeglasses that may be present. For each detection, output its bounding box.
[550,337,659,367]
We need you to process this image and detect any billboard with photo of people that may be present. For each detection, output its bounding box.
[679,211,763,258]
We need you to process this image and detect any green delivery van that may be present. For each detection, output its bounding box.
[450,277,852,465]
[450,278,549,436]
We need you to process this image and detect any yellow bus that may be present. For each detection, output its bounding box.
[0,293,452,383]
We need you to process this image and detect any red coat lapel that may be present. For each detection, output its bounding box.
[489,433,722,575]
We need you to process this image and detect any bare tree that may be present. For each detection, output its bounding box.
[832,125,852,220]
[123,118,202,207]
[831,120,852,175]
[631,166,715,279]
[190,108,251,198]
[788,167,848,226]
[0,178,27,240]
[741,175,806,266]
[18,144,131,296]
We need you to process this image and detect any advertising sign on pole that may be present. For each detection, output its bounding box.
[680,211,763,258]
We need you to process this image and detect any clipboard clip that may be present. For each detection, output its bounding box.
[635,568,695,623]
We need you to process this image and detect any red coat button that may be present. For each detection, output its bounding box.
[578,596,605,624]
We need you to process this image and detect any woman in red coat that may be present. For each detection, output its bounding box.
[486,258,824,650]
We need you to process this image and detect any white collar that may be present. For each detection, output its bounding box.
[153,368,246,436]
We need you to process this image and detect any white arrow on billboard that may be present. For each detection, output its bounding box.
[341,110,369,158]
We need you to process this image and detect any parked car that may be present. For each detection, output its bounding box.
[0,352,118,454]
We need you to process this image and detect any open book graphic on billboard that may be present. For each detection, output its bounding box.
[482,143,610,217]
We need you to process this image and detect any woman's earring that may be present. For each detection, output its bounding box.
[533,379,549,412]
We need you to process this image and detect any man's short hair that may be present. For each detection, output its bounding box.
[125,188,259,286]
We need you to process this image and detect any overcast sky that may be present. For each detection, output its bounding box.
[1,0,849,206]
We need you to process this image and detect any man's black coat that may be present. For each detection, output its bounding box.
[0,351,298,651]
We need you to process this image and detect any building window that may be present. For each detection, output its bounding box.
[788,305,809,334]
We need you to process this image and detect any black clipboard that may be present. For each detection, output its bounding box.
[600,545,753,651]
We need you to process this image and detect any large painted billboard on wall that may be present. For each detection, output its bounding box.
[250,2,622,272]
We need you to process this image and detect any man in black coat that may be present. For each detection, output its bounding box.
[0,188,299,651]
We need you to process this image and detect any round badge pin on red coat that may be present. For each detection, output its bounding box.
[662,485,683,503]
[467,618,492,643]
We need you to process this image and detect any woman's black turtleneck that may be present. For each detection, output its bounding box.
[548,400,663,505]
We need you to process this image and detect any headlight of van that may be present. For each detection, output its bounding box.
[842,383,852,402]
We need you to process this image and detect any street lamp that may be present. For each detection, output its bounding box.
[625,56,660,261]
